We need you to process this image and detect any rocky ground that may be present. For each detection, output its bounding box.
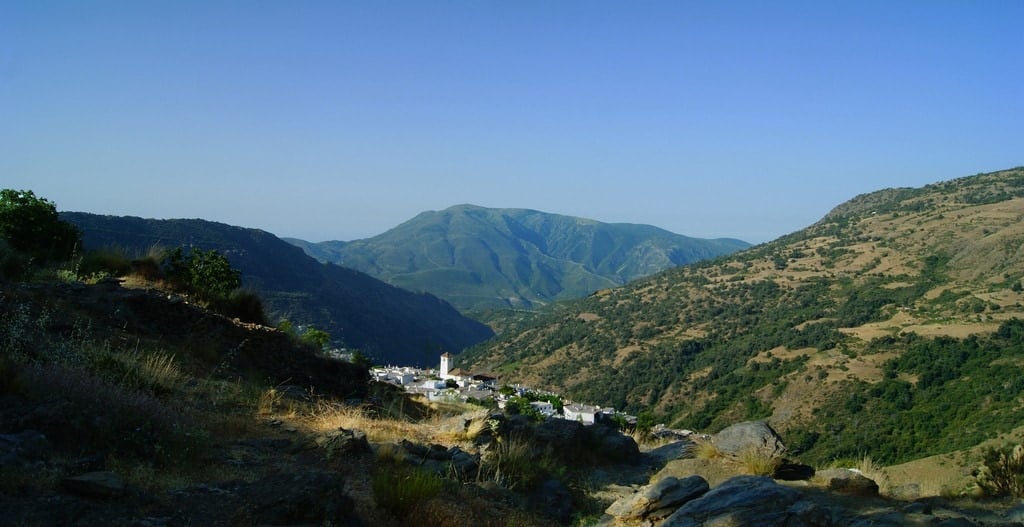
[4,281,1024,526]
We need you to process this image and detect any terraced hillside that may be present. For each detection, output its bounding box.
[458,168,1024,464]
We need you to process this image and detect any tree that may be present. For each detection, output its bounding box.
[163,247,241,301]
[300,326,331,351]
[0,189,81,265]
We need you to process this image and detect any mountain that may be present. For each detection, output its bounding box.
[289,204,750,313]
[457,167,1024,465]
[60,213,494,366]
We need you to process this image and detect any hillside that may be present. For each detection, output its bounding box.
[458,167,1024,465]
[289,204,750,313]
[60,213,493,366]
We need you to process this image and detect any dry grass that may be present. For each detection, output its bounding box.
[307,400,428,443]
[738,448,777,476]
[693,440,723,460]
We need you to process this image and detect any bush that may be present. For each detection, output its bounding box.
[77,248,132,280]
[213,289,268,325]
[975,444,1024,497]
[163,247,241,302]
[0,189,81,266]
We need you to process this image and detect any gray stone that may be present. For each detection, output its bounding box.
[530,478,574,524]
[712,420,787,458]
[815,468,880,497]
[448,447,479,479]
[605,475,710,521]
[61,471,126,499]
[0,430,49,468]
[661,476,802,527]
[316,428,369,458]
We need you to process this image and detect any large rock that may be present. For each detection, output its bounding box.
[605,475,710,522]
[316,428,370,458]
[0,430,50,468]
[661,476,803,527]
[589,424,641,463]
[815,468,880,497]
[712,421,786,458]
[530,478,574,524]
[61,471,126,499]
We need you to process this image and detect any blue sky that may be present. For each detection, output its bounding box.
[2,1,1021,244]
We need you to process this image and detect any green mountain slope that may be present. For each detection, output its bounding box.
[290,204,749,313]
[61,213,494,367]
[457,167,1024,465]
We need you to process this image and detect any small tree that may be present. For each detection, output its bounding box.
[976,444,1024,497]
[162,247,241,302]
[0,189,81,266]
[300,326,331,351]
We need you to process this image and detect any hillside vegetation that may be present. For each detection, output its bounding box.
[459,168,1024,465]
[289,204,749,313]
[60,213,493,366]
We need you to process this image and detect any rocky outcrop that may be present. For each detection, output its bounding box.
[662,476,803,526]
[712,421,786,458]
[604,475,710,524]
[61,471,126,499]
[815,468,881,497]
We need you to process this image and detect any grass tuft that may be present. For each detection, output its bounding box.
[738,447,777,476]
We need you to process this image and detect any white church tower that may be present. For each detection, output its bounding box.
[439,352,453,379]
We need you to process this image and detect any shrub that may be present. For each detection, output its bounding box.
[0,189,81,266]
[975,444,1024,497]
[213,289,268,325]
[77,248,132,279]
[372,466,443,519]
[162,247,241,302]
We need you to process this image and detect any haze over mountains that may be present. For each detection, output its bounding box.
[458,167,1024,465]
[287,204,750,313]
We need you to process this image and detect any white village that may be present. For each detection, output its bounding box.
[370,352,634,427]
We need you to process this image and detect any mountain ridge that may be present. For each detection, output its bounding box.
[60,212,494,367]
[456,167,1024,465]
[289,204,750,313]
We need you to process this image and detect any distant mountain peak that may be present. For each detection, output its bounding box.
[289,205,750,313]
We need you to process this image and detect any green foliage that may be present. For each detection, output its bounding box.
[796,320,1024,464]
[0,189,81,269]
[163,247,241,302]
[212,289,268,325]
[300,326,332,350]
[975,444,1024,497]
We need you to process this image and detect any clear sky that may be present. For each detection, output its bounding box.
[2,1,1021,244]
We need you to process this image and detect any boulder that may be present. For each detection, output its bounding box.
[530,478,574,525]
[712,421,786,458]
[589,424,641,463]
[773,460,815,481]
[661,476,803,527]
[61,471,126,499]
[534,418,586,452]
[815,468,880,497]
[0,430,50,468]
[316,428,370,458]
[605,475,710,522]
[448,446,479,479]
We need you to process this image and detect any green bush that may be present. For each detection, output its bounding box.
[976,444,1024,497]
[78,248,132,279]
[213,289,268,325]
[162,247,241,302]
[0,189,81,266]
